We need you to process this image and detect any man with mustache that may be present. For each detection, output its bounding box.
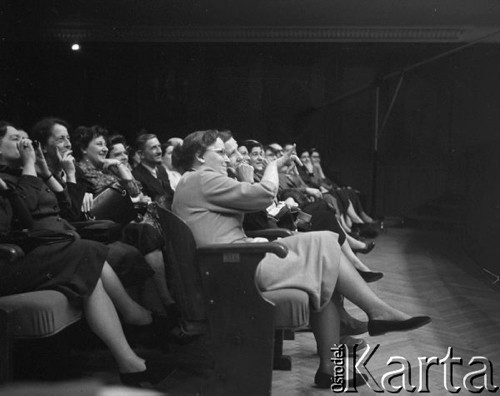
[132,133,175,210]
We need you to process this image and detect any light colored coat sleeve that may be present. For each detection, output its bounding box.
[200,169,277,214]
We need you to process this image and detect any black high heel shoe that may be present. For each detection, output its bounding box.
[356,269,384,283]
[315,369,368,389]
[352,241,376,254]
[119,360,174,388]
[368,316,432,336]
[352,223,380,239]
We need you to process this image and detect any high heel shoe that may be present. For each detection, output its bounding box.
[356,269,384,283]
[315,369,368,389]
[352,241,376,254]
[352,223,379,239]
[368,316,432,336]
[119,360,174,388]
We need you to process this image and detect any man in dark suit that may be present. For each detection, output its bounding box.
[132,133,175,210]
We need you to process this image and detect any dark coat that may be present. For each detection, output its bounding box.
[0,169,107,302]
[132,163,174,209]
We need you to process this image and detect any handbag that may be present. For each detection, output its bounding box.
[71,219,122,243]
[87,186,136,224]
[266,202,299,231]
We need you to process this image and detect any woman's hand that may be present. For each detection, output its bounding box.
[235,162,254,182]
[138,192,152,204]
[57,148,76,181]
[276,144,302,169]
[102,158,122,172]
[81,192,94,213]
[17,138,36,167]
[33,144,52,179]
[305,187,323,199]
[104,159,135,183]
[283,197,299,209]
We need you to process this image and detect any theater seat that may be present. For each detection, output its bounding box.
[0,291,81,339]
[0,244,83,383]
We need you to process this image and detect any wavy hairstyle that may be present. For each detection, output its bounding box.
[71,125,109,161]
[172,129,219,173]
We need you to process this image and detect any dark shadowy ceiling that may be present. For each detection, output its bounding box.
[4,0,500,42]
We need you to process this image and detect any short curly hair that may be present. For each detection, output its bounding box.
[72,125,109,161]
[173,129,219,173]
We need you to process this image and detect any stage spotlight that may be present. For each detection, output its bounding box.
[71,43,81,51]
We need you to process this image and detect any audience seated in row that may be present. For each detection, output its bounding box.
[1,119,431,390]
[0,121,174,388]
[171,129,430,388]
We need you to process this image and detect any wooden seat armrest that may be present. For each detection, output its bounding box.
[246,228,293,240]
[0,244,25,263]
[197,241,288,259]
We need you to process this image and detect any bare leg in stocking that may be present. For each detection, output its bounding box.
[310,293,342,373]
[335,253,411,322]
[347,201,364,224]
[99,261,152,325]
[341,243,372,273]
[84,278,146,373]
[144,249,176,308]
[312,251,414,375]
[339,214,351,233]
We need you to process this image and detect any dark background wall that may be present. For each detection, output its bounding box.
[2,41,500,272]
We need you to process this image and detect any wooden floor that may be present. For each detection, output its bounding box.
[8,225,499,395]
[271,226,500,395]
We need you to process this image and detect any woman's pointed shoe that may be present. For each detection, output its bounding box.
[353,241,375,254]
[368,316,431,336]
[357,269,384,283]
[119,360,173,388]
